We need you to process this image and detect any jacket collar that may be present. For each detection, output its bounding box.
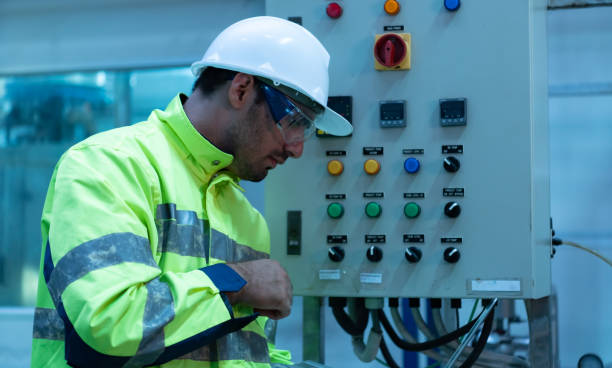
[155,94,234,174]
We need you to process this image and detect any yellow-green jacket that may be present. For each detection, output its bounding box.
[31,94,292,368]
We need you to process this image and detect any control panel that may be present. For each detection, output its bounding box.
[264,0,550,299]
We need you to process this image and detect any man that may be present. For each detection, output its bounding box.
[31,16,352,368]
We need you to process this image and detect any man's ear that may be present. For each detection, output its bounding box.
[227,73,256,109]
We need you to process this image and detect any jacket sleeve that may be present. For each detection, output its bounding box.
[41,144,256,367]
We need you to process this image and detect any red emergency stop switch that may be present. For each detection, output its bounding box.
[326,2,343,19]
[373,33,411,70]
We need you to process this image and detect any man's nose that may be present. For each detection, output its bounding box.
[285,140,304,158]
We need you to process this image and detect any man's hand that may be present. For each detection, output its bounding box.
[225,259,293,320]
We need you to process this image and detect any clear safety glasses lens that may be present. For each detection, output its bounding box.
[260,84,317,144]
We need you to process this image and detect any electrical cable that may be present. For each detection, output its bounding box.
[561,240,612,267]
[456,300,496,368]
[462,299,480,342]
[432,307,528,367]
[410,306,438,340]
[329,298,381,363]
[389,307,491,368]
[378,308,484,351]
[379,336,400,368]
[329,297,369,336]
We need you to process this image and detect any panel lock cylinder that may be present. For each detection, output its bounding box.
[328,246,345,262]
[367,246,383,262]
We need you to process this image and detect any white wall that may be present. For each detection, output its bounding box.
[548,6,612,367]
[0,0,264,74]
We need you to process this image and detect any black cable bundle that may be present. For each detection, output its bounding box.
[329,297,369,336]
[378,308,485,351]
[379,336,401,368]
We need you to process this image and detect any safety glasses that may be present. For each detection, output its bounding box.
[259,83,317,144]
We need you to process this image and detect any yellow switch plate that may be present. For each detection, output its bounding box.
[374,33,411,70]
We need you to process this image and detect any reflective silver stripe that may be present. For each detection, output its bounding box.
[124,278,175,367]
[47,233,158,306]
[210,229,270,263]
[156,203,200,226]
[156,204,209,258]
[264,319,278,345]
[32,307,65,340]
[180,330,270,363]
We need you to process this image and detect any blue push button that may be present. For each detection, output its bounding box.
[444,0,460,11]
[404,158,420,174]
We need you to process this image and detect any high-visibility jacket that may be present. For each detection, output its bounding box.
[31,94,293,368]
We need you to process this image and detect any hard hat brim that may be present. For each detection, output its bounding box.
[316,106,353,136]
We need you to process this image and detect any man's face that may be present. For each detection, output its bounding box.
[228,95,306,182]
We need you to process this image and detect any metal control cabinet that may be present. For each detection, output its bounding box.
[264,0,550,299]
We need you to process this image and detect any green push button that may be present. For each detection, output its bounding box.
[404,202,421,218]
[327,202,344,219]
[365,202,382,218]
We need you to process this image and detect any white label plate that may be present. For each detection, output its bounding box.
[319,269,341,280]
[360,273,383,284]
[470,279,521,292]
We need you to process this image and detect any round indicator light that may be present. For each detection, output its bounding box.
[384,0,400,15]
[365,202,382,218]
[327,202,344,219]
[326,2,343,19]
[444,0,461,11]
[404,202,421,218]
[327,159,344,176]
[404,157,421,174]
[364,159,381,175]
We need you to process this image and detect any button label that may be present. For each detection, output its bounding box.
[403,234,425,243]
[442,145,464,154]
[443,188,465,197]
[363,147,384,155]
[327,235,348,244]
[365,235,386,243]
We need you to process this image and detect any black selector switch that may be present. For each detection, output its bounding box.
[366,246,383,262]
[443,156,461,173]
[404,247,422,263]
[444,202,461,218]
[443,247,461,263]
[328,246,345,262]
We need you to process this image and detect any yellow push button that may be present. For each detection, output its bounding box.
[364,159,381,175]
[327,160,344,176]
[384,0,400,15]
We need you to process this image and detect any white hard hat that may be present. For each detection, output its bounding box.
[191,16,352,136]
